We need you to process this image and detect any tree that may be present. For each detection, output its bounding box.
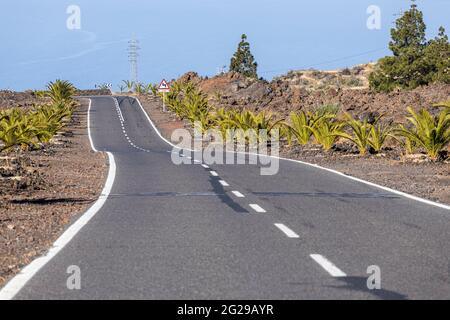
[230,34,258,79]
[388,1,426,57]
[369,0,449,91]
[424,27,450,84]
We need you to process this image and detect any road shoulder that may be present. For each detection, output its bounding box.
[0,99,108,288]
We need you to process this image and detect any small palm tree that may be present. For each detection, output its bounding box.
[395,107,450,160]
[288,111,329,145]
[0,109,37,152]
[122,80,135,93]
[336,113,391,155]
[368,122,392,153]
[336,113,374,155]
[307,117,345,151]
[46,80,76,104]
[134,83,145,95]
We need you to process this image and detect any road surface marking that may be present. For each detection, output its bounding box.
[86,99,97,152]
[0,100,117,300]
[219,180,229,187]
[201,164,209,169]
[210,171,218,176]
[274,223,299,238]
[249,204,266,213]
[310,254,347,277]
[232,191,245,198]
[134,97,450,211]
[193,160,201,163]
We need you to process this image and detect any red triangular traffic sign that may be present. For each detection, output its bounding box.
[158,79,170,91]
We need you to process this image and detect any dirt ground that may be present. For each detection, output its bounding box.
[179,71,450,124]
[0,90,49,110]
[0,99,107,287]
[137,94,450,206]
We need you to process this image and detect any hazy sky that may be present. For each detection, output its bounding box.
[1,0,449,91]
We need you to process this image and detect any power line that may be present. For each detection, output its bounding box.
[259,47,386,75]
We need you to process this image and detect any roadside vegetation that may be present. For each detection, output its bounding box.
[369,1,450,92]
[119,80,158,95]
[122,2,450,161]
[229,34,259,80]
[150,79,450,161]
[0,80,78,165]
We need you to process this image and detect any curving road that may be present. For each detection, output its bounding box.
[7,96,450,299]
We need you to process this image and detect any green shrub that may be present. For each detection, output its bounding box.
[288,111,328,145]
[337,113,390,155]
[46,80,77,104]
[308,117,345,151]
[369,3,450,92]
[395,107,450,159]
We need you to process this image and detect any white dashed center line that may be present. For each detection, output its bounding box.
[219,180,229,187]
[210,171,218,176]
[249,204,266,213]
[231,191,245,198]
[274,223,299,238]
[310,254,347,277]
[201,164,209,169]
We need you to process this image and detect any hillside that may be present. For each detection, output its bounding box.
[177,65,449,124]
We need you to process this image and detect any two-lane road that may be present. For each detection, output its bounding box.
[6,96,450,299]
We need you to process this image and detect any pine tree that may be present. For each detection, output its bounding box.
[369,0,450,91]
[389,1,426,57]
[230,34,258,79]
[425,27,450,84]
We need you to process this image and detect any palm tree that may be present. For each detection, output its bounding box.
[0,109,37,152]
[122,80,135,93]
[395,107,450,160]
[46,80,77,104]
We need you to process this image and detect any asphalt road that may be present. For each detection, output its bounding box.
[12,96,450,299]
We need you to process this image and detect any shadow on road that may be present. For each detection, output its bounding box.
[328,276,408,300]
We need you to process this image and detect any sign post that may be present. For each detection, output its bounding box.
[158,79,171,112]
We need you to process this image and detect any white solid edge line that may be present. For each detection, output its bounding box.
[114,98,125,122]
[133,96,450,211]
[87,99,98,152]
[310,254,347,278]
[219,180,229,187]
[274,223,300,238]
[0,98,117,300]
[249,204,266,213]
[232,191,245,198]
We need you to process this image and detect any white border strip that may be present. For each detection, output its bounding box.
[87,99,98,152]
[249,204,267,213]
[133,97,450,211]
[0,98,117,300]
[232,191,245,198]
[310,254,347,278]
[274,223,300,238]
[219,180,230,187]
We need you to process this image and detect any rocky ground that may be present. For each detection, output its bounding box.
[179,70,450,124]
[136,93,450,205]
[0,89,110,111]
[0,99,107,288]
[0,90,49,110]
[76,89,111,96]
